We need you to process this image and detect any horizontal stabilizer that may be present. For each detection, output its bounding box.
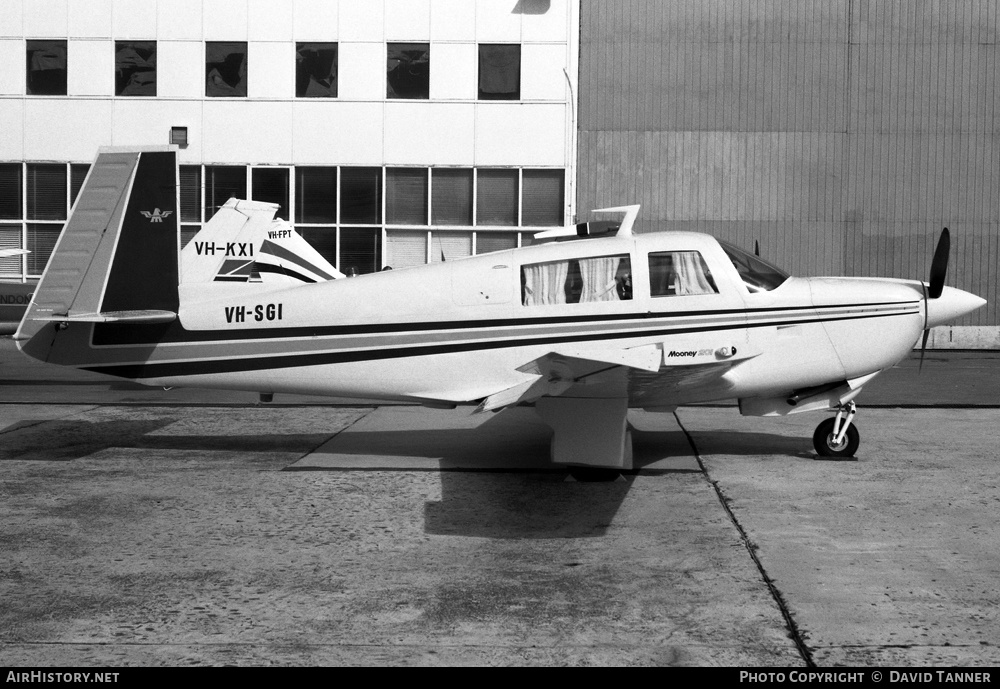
[0,248,29,258]
[30,309,176,324]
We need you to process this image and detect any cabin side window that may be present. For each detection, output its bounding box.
[522,254,632,306]
[648,251,719,297]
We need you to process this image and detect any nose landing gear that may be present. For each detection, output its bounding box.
[813,401,860,458]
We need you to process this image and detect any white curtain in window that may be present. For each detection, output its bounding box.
[523,261,569,306]
[578,256,621,302]
[674,252,715,295]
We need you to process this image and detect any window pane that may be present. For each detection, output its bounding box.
[387,43,429,99]
[386,168,428,225]
[431,231,472,263]
[476,169,518,226]
[479,44,520,100]
[115,41,156,96]
[26,223,62,275]
[206,42,247,97]
[0,224,22,275]
[180,166,202,222]
[522,169,564,226]
[299,227,338,268]
[340,167,381,224]
[205,166,246,220]
[251,168,290,220]
[475,232,518,254]
[295,167,337,223]
[0,164,21,219]
[180,225,200,250]
[70,164,90,208]
[431,169,472,226]
[296,43,337,97]
[648,251,719,297]
[385,230,427,269]
[26,40,67,96]
[522,255,632,306]
[340,227,381,275]
[26,164,67,221]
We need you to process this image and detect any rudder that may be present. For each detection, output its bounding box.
[15,146,179,349]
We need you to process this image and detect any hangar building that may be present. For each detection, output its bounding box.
[1,0,997,346]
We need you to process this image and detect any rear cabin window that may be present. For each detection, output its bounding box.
[522,254,632,306]
[648,251,719,297]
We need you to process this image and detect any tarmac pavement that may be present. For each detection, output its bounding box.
[1,337,999,666]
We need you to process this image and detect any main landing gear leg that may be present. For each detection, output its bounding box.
[812,401,860,458]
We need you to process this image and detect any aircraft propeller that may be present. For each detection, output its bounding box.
[919,228,950,370]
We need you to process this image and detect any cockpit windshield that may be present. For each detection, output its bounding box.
[719,241,790,293]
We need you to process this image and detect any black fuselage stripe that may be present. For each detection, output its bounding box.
[90,300,920,346]
[82,309,918,379]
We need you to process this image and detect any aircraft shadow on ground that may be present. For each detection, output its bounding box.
[684,429,816,459]
[0,418,331,461]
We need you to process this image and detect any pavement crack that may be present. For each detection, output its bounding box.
[673,410,816,668]
[284,407,377,468]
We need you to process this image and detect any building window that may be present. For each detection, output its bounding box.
[206,42,247,97]
[340,167,382,224]
[0,164,21,220]
[251,168,290,220]
[295,167,337,223]
[296,43,337,98]
[386,168,428,226]
[522,170,564,226]
[0,224,20,276]
[298,228,337,269]
[26,40,67,96]
[70,164,90,208]
[340,228,381,276]
[477,169,519,226]
[387,43,429,99]
[479,44,520,100]
[431,169,473,226]
[26,164,67,221]
[115,41,156,96]
[205,166,247,220]
[172,165,564,280]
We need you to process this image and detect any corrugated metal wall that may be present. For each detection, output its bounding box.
[578,0,999,326]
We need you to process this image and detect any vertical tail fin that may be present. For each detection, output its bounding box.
[16,147,179,344]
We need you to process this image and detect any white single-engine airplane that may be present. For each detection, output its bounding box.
[14,148,986,474]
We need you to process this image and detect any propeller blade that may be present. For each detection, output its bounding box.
[754,240,760,257]
[928,228,950,299]
[919,328,930,372]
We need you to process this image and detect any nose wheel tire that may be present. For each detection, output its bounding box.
[813,417,860,458]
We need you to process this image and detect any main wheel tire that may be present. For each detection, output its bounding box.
[812,417,860,458]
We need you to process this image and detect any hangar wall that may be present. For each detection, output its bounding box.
[578,0,1000,340]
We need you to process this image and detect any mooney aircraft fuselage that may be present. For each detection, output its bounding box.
[14,147,986,471]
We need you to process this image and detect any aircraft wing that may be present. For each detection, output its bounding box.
[0,248,28,258]
[476,338,758,413]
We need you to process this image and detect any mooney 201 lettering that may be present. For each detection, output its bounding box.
[14,147,986,474]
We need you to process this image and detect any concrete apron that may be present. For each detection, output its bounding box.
[1,403,998,665]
